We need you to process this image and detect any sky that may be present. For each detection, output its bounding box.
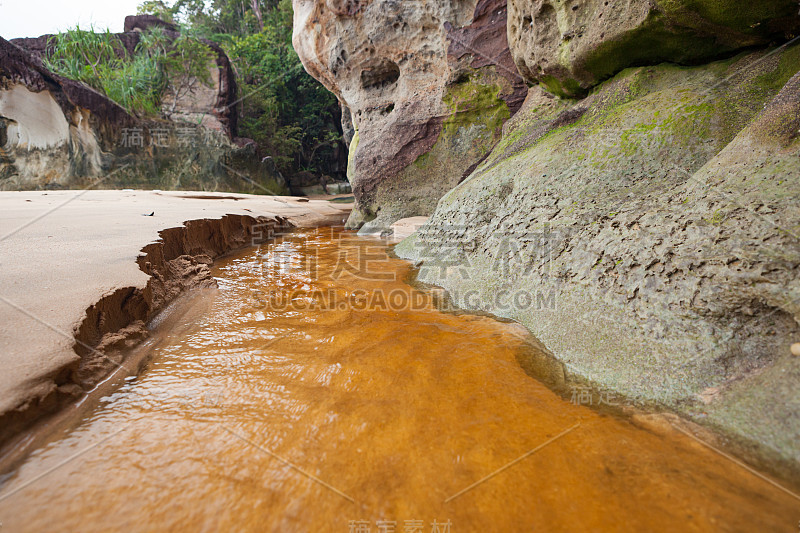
[0,0,143,40]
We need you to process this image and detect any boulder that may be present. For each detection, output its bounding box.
[159,35,239,137]
[0,36,133,188]
[123,14,179,33]
[507,0,800,97]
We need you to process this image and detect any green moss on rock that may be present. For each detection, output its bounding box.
[358,70,512,232]
[396,47,800,469]
[509,0,800,98]
[442,73,511,136]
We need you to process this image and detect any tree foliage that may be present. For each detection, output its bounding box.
[138,0,343,177]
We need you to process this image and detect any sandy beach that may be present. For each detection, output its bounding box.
[0,189,351,442]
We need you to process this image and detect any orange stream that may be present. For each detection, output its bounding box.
[0,227,797,532]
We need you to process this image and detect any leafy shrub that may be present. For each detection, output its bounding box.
[44,25,214,117]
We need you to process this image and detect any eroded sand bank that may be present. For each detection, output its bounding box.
[0,190,351,447]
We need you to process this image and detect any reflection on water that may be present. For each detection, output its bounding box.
[0,227,797,532]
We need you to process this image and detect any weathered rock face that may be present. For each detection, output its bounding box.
[396,45,800,467]
[1,32,284,193]
[124,14,179,33]
[1,35,132,188]
[295,0,800,470]
[508,0,800,97]
[156,34,239,136]
[293,0,526,231]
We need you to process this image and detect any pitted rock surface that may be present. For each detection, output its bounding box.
[293,0,525,230]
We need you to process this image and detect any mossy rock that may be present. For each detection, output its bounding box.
[355,69,513,233]
[396,46,800,469]
[508,0,800,97]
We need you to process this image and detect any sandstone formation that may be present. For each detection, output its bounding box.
[296,0,800,468]
[1,35,132,188]
[292,0,800,466]
[1,23,285,193]
[126,15,240,135]
[292,0,527,231]
[124,14,179,33]
[507,0,800,97]
[397,45,800,467]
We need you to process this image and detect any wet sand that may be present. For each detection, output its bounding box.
[0,190,350,430]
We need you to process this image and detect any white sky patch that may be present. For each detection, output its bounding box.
[0,0,142,40]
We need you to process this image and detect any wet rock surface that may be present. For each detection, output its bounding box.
[396,47,800,466]
[293,0,800,469]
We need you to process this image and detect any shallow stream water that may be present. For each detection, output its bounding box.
[0,227,797,532]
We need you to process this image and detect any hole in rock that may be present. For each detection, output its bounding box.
[360,59,400,91]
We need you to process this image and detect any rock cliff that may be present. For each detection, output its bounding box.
[397,46,800,465]
[293,0,527,231]
[296,0,800,468]
[1,22,286,193]
[399,54,800,478]
[507,0,800,97]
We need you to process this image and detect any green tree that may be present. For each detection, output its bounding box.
[138,0,344,178]
[136,1,176,22]
[226,0,342,175]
